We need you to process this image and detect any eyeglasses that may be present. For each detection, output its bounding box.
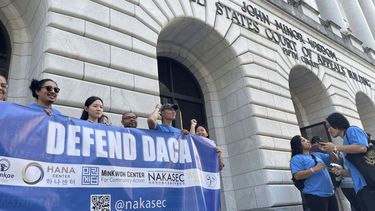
[41,86,60,93]
[123,116,137,120]
[0,83,8,89]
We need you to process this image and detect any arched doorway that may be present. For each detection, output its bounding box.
[157,57,207,130]
[0,21,11,77]
[355,92,375,136]
[289,66,334,141]
[157,17,243,210]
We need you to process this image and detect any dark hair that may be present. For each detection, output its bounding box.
[29,79,57,99]
[326,112,350,130]
[197,125,209,138]
[99,114,111,125]
[290,135,303,157]
[311,136,322,144]
[122,111,136,119]
[80,96,103,120]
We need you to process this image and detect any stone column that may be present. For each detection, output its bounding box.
[316,0,347,32]
[338,0,375,49]
[359,0,375,40]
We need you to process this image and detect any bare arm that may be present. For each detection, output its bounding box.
[322,142,367,154]
[294,163,326,180]
[216,147,225,171]
[337,144,367,154]
[190,119,197,134]
[147,104,161,129]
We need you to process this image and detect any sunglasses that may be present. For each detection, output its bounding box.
[0,83,8,89]
[41,86,60,93]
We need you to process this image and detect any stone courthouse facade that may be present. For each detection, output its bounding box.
[1,0,375,210]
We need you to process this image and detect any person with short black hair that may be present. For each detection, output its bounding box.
[121,112,137,128]
[28,79,61,115]
[290,135,339,211]
[322,112,375,211]
[80,96,103,123]
[0,74,8,101]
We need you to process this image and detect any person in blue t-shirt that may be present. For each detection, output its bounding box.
[322,112,375,211]
[28,79,61,115]
[148,103,184,133]
[290,135,339,211]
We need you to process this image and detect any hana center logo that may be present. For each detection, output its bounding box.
[22,162,44,185]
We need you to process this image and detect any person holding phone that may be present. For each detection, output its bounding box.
[290,135,339,211]
[322,112,375,211]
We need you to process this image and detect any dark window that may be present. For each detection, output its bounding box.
[0,21,11,78]
[300,122,332,142]
[158,57,207,130]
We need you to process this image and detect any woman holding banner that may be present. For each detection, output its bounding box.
[80,96,104,123]
[190,119,224,171]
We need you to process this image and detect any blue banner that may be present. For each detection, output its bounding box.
[0,102,220,211]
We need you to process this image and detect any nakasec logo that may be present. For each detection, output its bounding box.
[22,162,44,185]
[0,158,14,179]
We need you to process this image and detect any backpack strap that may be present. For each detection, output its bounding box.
[310,154,318,166]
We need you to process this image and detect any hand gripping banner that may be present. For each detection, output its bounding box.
[0,102,220,211]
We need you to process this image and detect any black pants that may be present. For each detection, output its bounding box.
[342,188,361,211]
[303,194,339,211]
[356,186,375,211]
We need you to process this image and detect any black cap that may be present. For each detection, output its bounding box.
[160,103,179,111]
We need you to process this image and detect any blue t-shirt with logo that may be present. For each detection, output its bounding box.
[290,152,334,197]
[155,124,181,133]
[343,126,368,193]
[28,103,61,115]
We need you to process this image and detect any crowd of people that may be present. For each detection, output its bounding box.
[290,113,375,211]
[3,76,375,210]
[0,76,224,171]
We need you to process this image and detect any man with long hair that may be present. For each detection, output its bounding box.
[322,112,375,211]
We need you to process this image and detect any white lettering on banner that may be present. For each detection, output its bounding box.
[142,136,192,164]
[123,133,136,160]
[142,136,155,162]
[46,121,192,164]
[108,131,122,159]
[82,127,94,157]
[47,121,65,154]
[156,137,169,162]
[67,125,80,156]
[168,138,179,163]
[95,129,107,158]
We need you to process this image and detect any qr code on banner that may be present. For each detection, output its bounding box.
[91,194,111,211]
